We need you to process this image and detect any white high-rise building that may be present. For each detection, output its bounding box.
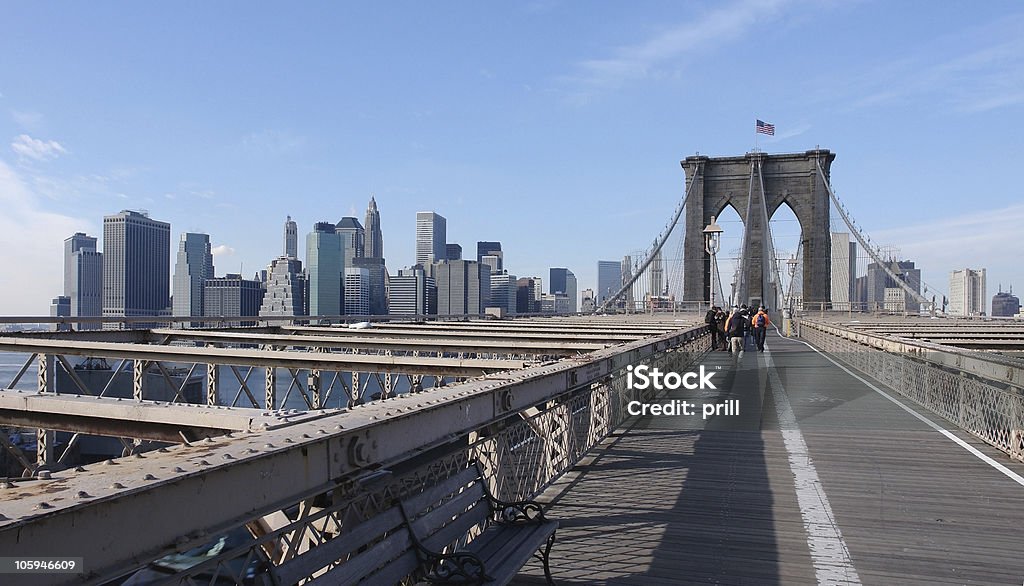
[949,268,986,316]
[830,232,857,310]
[415,212,446,266]
[344,267,371,316]
[283,216,298,259]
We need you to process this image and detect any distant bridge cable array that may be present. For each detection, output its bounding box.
[815,160,935,312]
[597,163,698,312]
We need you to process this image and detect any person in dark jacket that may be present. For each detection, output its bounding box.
[705,306,719,350]
[751,306,772,352]
[714,307,728,350]
[724,307,746,357]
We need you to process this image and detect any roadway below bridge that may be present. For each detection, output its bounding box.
[514,330,1024,585]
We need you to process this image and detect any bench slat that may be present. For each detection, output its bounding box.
[402,466,481,515]
[270,506,406,585]
[468,522,558,585]
[307,527,415,585]
[414,486,490,552]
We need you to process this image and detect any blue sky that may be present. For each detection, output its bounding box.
[2,1,1022,315]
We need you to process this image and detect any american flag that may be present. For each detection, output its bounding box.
[756,119,775,135]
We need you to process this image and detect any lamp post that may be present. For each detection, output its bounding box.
[785,255,798,336]
[703,216,723,311]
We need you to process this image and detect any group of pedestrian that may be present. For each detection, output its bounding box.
[704,304,772,356]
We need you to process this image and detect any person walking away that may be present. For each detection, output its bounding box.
[752,306,772,352]
[705,306,719,351]
[725,306,746,357]
[714,307,728,351]
[740,304,753,350]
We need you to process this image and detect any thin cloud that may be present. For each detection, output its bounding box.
[11,110,43,129]
[562,0,790,93]
[0,160,88,314]
[11,134,67,161]
[841,14,1024,113]
[241,130,305,155]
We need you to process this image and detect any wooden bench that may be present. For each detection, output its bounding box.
[260,463,557,585]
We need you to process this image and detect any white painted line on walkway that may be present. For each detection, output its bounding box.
[764,347,862,586]
[794,338,1024,489]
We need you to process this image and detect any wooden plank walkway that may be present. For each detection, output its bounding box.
[513,332,1024,585]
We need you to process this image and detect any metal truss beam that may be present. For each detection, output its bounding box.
[0,324,706,583]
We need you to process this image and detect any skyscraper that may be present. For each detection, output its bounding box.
[306,222,344,317]
[446,243,463,261]
[830,232,857,310]
[64,232,103,328]
[102,210,171,319]
[649,249,664,297]
[476,241,503,272]
[260,256,306,317]
[415,212,446,266]
[172,232,215,318]
[284,216,298,259]
[344,267,371,316]
[866,260,921,313]
[992,286,1020,317]
[204,274,264,326]
[364,196,384,259]
[351,257,388,315]
[597,260,622,304]
[949,268,986,316]
[549,268,578,313]
[488,272,517,315]
[435,260,490,316]
[389,266,437,316]
[336,217,365,267]
[516,277,540,314]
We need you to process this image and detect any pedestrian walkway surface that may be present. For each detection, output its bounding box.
[513,332,1024,585]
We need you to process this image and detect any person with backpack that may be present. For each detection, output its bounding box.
[751,306,772,352]
[724,306,746,356]
[740,304,753,350]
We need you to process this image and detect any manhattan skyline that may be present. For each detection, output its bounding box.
[1,2,1022,315]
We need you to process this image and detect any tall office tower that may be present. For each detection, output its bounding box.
[992,286,1020,317]
[621,256,634,308]
[364,196,384,259]
[549,268,578,313]
[415,212,446,266]
[516,278,539,314]
[866,260,921,313]
[172,233,215,319]
[480,255,501,275]
[260,256,306,317]
[64,232,103,328]
[597,261,623,304]
[344,267,371,315]
[476,241,503,272]
[102,210,171,320]
[389,266,437,316]
[336,217,365,267]
[284,216,298,259]
[351,257,388,315]
[949,268,987,316]
[830,232,857,310]
[446,243,462,261]
[435,260,490,316]
[203,274,265,326]
[488,272,517,315]
[649,249,664,297]
[307,222,344,317]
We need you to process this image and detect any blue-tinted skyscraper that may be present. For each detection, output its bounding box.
[173,232,215,318]
[306,222,344,317]
[64,232,103,328]
[597,260,622,304]
[549,267,578,312]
